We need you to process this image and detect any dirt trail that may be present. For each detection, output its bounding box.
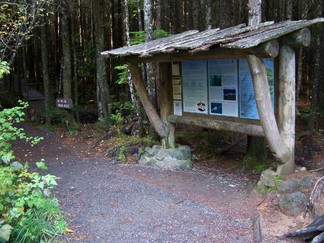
[13,123,321,242]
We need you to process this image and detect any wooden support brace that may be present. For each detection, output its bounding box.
[127,62,168,138]
[159,62,176,148]
[280,28,311,48]
[168,115,264,137]
[247,55,292,165]
[277,45,296,175]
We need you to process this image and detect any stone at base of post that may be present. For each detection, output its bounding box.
[138,144,192,170]
[277,157,295,175]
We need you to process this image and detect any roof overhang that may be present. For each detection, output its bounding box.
[102,18,324,63]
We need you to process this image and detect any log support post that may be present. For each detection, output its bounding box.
[159,62,176,149]
[277,45,296,175]
[127,62,168,138]
[247,55,293,175]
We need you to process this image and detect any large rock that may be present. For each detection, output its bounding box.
[278,192,308,216]
[257,169,279,188]
[138,145,192,170]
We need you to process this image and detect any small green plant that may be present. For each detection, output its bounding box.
[0,101,67,242]
[109,101,134,125]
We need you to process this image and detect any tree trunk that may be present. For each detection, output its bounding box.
[308,1,322,132]
[128,62,168,138]
[144,0,158,137]
[61,1,77,129]
[71,0,80,123]
[41,23,51,127]
[247,55,292,168]
[248,0,262,28]
[124,0,141,118]
[94,0,110,121]
[205,0,212,29]
[277,45,296,175]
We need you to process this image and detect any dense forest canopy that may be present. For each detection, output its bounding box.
[0,0,323,132]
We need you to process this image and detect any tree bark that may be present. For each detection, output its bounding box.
[41,23,51,127]
[205,0,212,29]
[128,62,168,138]
[61,1,77,129]
[94,0,110,121]
[159,62,175,148]
[277,45,296,175]
[247,55,292,167]
[248,0,262,28]
[124,0,141,117]
[308,1,322,132]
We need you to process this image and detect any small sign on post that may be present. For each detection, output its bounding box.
[56,98,73,109]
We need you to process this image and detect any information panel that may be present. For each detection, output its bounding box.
[208,59,238,117]
[182,60,208,114]
[239,58,274,119]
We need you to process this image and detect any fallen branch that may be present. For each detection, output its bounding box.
[310,167,324,173]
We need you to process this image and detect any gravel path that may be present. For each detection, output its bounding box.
[13,124,261,242]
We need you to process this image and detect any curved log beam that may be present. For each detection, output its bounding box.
[247,55,291,164]
[128,62,168,138]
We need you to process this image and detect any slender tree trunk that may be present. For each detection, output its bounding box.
[248,0,262,28]
[41,23,51,127]
[71,0,80,123]
[61,1,77,129]
[124,0,141,117]
[308,0,322,132]
[144,0,158,138]
[94,0,110,121]
[205,0,212,29]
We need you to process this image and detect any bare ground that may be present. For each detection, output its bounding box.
[11,122,324,242]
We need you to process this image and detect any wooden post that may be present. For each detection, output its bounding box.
[127,62,168,138]
[247,55,292,165]
[159,62,175,148]
[277,45,296,175]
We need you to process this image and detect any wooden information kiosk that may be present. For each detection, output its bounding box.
[102,18,324,175]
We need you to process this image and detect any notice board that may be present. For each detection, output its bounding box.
[181,58,274,120]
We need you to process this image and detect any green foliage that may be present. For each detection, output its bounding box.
[46,107,66,126]
[114,64,128,85]
[0,101,43,160]
[109,101,134,125]
[130,31,145,45]
[117,145,127,162]
[130,29,170,45]
[153,29,171,39]
[0,102,67,242]
[0,0,53,62]
[0,61,10,79]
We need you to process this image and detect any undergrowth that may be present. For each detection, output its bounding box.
[0,101,67,242]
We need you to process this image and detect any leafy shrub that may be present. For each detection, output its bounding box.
[0,101,67,242]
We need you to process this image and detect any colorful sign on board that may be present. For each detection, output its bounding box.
[180,58,274,119]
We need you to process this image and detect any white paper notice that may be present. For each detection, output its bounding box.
[173,101,182,116]
[182,60,208,114]
[208,59,238,117]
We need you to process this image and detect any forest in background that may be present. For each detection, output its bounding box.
[0,0,323,133]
